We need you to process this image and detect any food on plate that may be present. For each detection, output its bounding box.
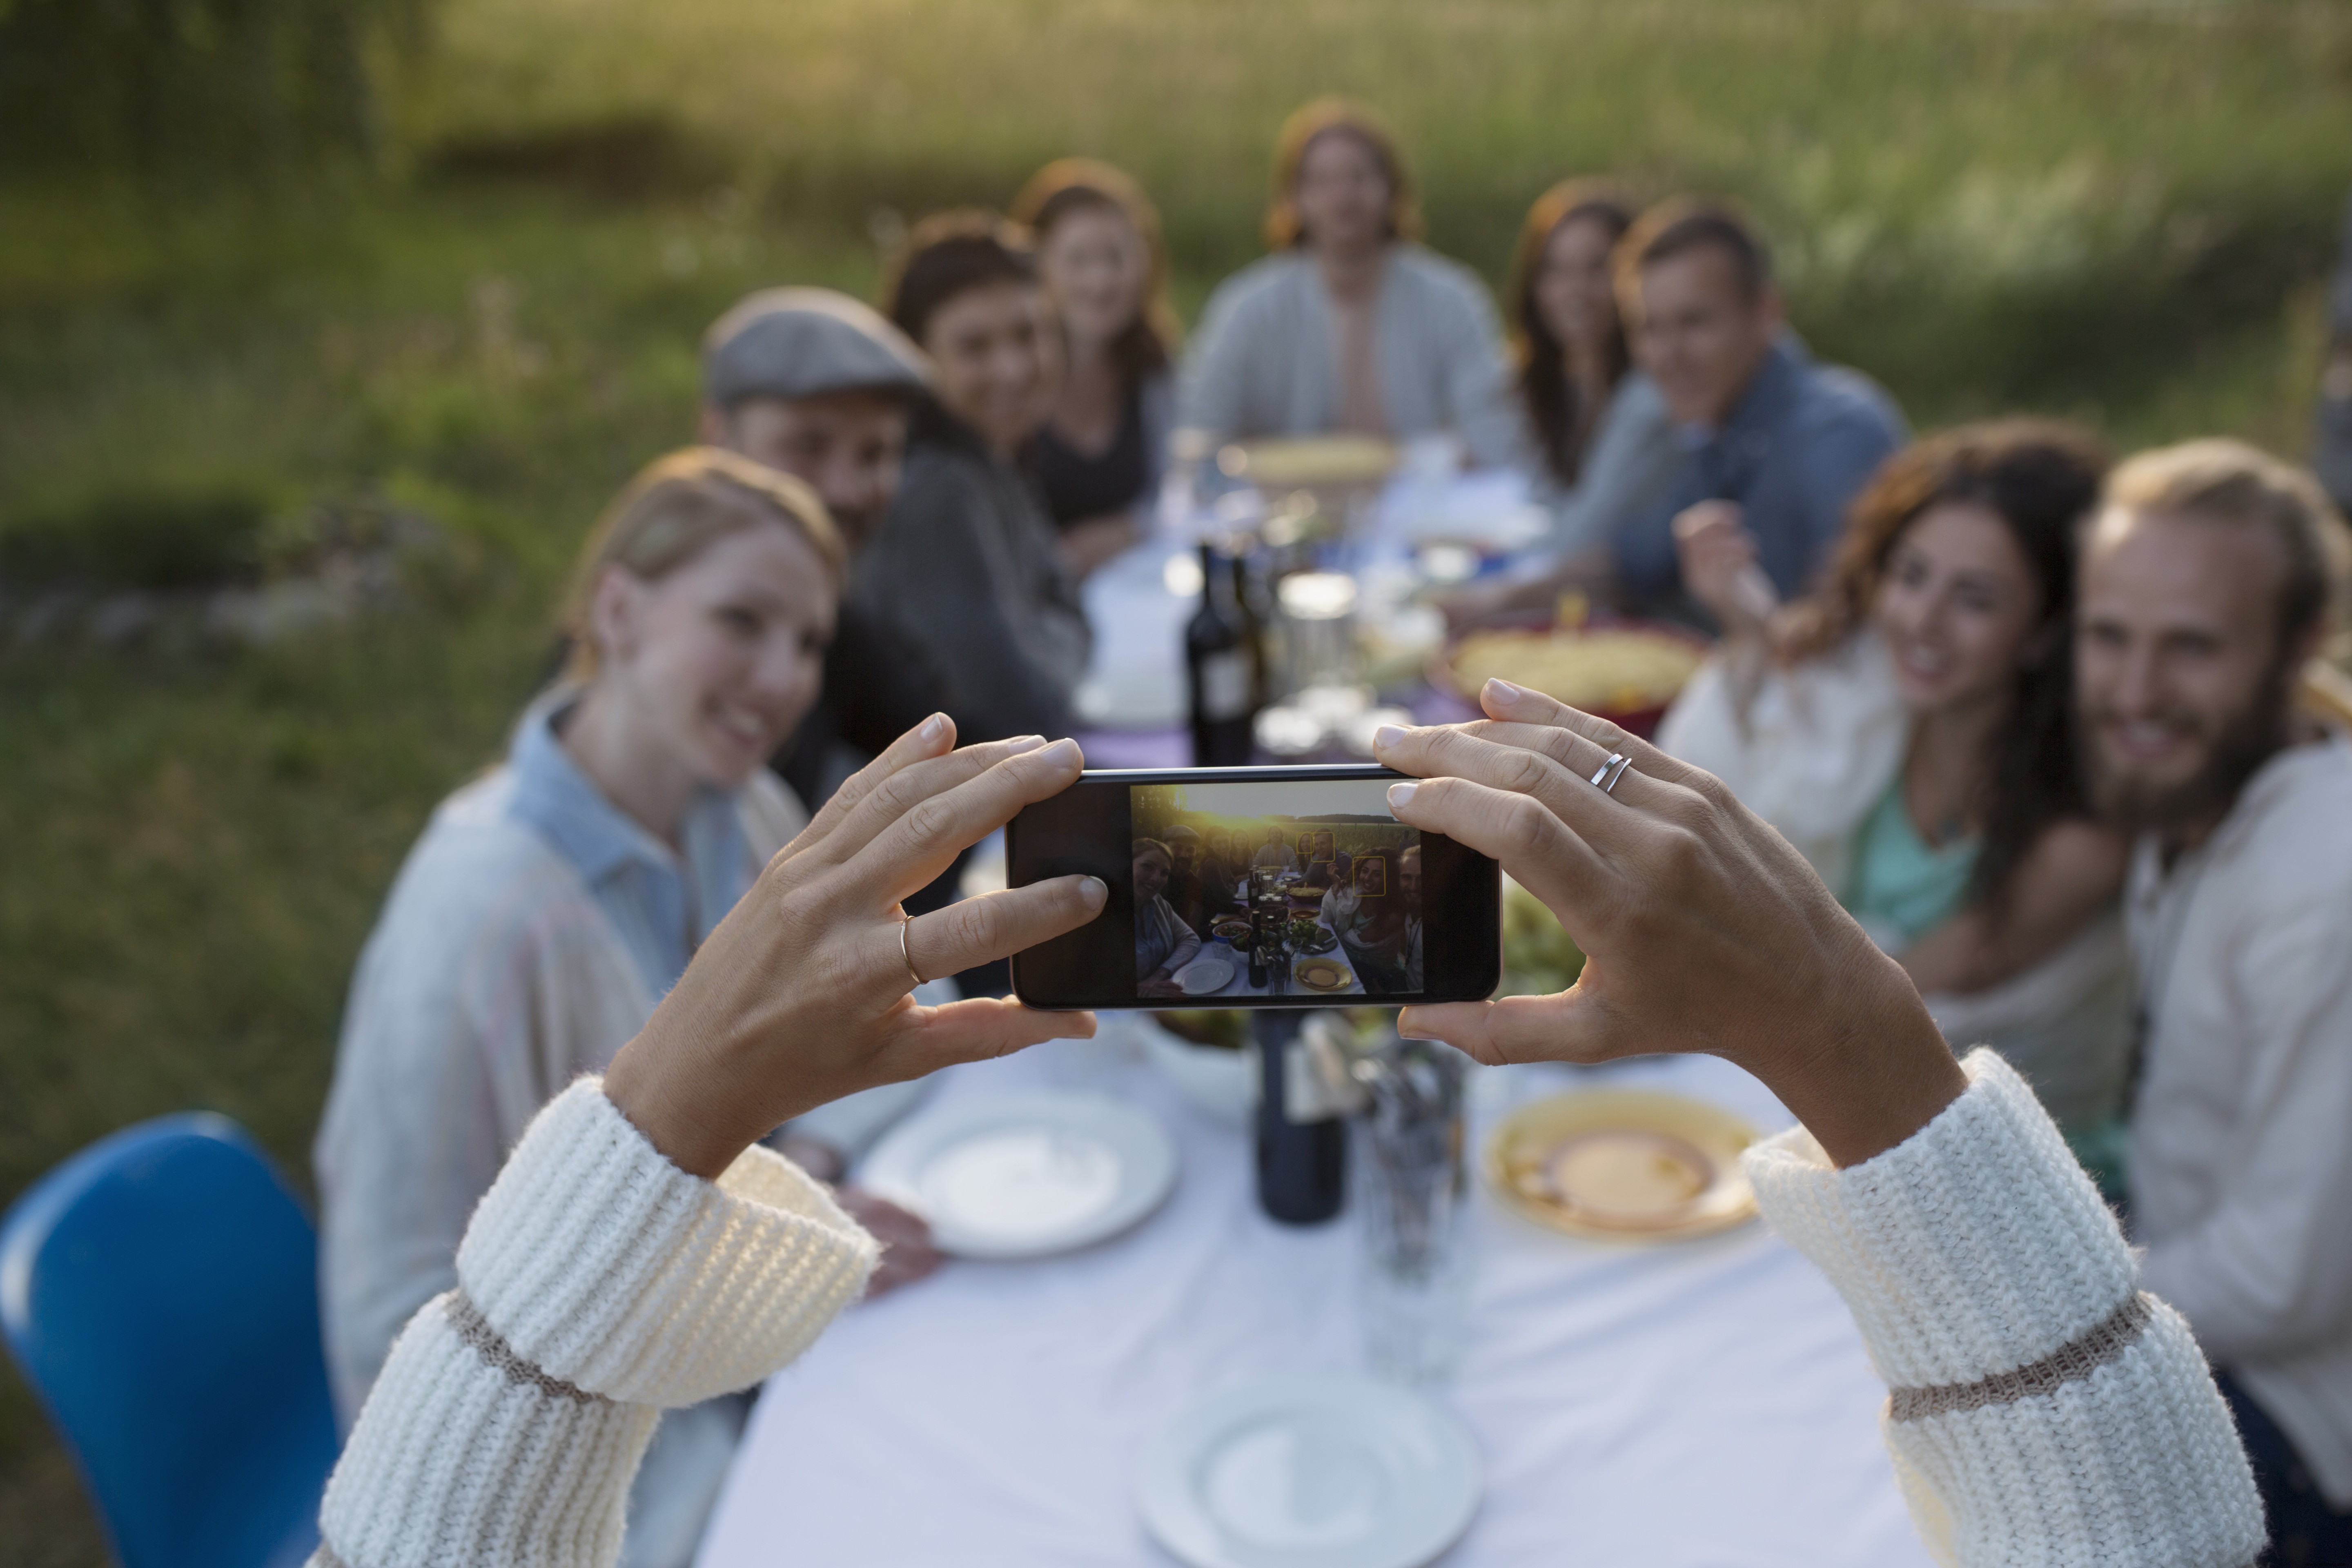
[1501,876,1584,997]
[1210,918,1254,944]
[1218,434,1397,489]
[1445,626,1704,715]
[1293,957,1351,992]
[1287,918,1337,954]
[1154,1011,1249,1050]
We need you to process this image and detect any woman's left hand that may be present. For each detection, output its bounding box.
[604,715,1107,1179]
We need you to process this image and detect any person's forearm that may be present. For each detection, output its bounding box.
[311,1081,876,1568]
[1750,1050,2263,1568]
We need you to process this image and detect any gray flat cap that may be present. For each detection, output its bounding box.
[702,287,933,405]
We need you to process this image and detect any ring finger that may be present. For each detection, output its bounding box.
[1371,722,1650,851]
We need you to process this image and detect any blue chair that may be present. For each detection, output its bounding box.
[1,1114,339,1568]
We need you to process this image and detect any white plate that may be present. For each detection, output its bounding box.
[1174,955,1236,995]
[1137,1374,1481,1568]
[860,1092,1178,1260]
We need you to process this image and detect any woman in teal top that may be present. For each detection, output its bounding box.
[1845,779,1983,946]
[1667,423,2132,1080]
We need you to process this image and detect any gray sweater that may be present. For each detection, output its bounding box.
[1180,246,1525,469]
[853,439,1092,742]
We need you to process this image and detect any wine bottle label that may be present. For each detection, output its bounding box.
[1284,1038,1359,1123]
[1198,649,1254,721]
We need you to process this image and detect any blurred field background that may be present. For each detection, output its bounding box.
[3,0,2350,1558]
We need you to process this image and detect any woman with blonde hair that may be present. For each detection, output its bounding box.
[315,448,938,1568]
[1180,98,1522,467]
[1011,157,1183,577]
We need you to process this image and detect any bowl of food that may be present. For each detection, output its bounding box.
[1435,617,1708,738]
[1209,917,1255,947]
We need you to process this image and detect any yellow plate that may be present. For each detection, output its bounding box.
[1483,1089,1758,1242]
[1292,957,1352,992]
[1440,626,1706,716]
[1219,435,1398,489]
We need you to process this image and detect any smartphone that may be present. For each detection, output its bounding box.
[1006,764,1501,1011]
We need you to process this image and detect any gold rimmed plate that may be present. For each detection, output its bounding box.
[1218,435,1398,490]
[1483,1089,1759,1243]
[1292,956,1352,993]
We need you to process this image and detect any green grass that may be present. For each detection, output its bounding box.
[4,1,2351,1559]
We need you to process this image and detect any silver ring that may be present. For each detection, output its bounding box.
[1589,752,1633,795]
[898,915,924,989]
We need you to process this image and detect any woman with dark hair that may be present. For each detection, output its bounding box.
[1512,180,1681,561]
[1180,98,1521,467]
[1441,183,1686,628]
[859,212,1091,742]
[1011,158,1182,578]
[1659,421,2133,1141]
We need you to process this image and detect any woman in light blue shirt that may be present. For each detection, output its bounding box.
[316,449,938,1568]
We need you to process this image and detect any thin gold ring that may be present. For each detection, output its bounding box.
[898,915,924,989]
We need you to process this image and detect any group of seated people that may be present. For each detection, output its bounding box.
[1131,827,1423,997]
[307,95,2352,1567]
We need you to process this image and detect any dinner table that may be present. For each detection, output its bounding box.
[1180,922,1366,1000]
[694,1037,1935,1568]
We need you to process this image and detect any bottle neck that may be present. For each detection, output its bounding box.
[1200,543,1237,613]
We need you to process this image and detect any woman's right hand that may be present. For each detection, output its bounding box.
[1373,682,1965,1167]
[604,716,1107,1179]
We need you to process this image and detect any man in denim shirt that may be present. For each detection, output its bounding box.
[1609,201,1907,626]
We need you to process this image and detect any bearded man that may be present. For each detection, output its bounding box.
[2075,439,2352,1560]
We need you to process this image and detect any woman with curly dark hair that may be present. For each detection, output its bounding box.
[1659,421,2133,1142]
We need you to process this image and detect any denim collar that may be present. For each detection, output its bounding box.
[503,692,753,998]
[506,697,686,887]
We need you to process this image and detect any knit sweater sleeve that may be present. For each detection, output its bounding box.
[1746,1049,2263,1568]
[310,1078,878,1568]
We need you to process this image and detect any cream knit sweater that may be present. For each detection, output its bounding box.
[310,1080,876,1568]
[309,1051,2260,1568]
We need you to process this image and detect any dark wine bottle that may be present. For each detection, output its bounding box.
[1254,1010,1347,1225]
[1230,551,1272,710]
[1186,543,1256,766]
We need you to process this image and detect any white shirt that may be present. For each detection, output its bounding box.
[2130,733,2352,1506]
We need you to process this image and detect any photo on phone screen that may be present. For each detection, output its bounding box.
[1007,766,1500,1011]
[1132,776,1422,1000]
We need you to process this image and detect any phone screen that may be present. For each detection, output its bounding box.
[1007,766,1500,1011]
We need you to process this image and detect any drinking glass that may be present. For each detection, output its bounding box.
[1352,1040,1472,1385]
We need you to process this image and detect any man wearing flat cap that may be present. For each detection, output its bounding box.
[699,288,953,808]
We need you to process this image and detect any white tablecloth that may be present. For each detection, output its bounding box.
[696,1042,1933,1568]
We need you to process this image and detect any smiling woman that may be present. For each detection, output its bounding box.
[312,447,943,1568]
[1658,422,2138,1145]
